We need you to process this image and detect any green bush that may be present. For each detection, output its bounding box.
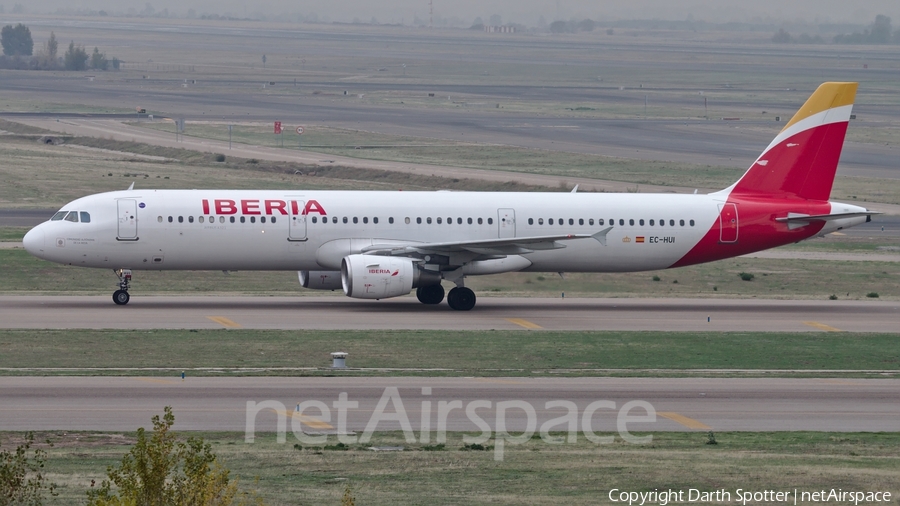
[739,272,755,281]
[866,292,879,298]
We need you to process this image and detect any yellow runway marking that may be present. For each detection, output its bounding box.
[505,318,543,329]
[207,316,242,328]
[135,377,178,385]
[803,321,842,332]
[473,378,524,385]
[658,412,711,430]
[829,232,846,236]
[274,409,334,429]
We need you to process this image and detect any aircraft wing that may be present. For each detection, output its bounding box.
[361,227,613,257]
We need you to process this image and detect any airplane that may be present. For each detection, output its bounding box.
[23,82,877,310]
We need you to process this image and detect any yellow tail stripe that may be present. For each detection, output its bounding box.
[782,82,857,132]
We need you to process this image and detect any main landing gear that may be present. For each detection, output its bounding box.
[416,283,476,310]
[113,268,132,305]
[447,286,476,311]
[416,284,445,305]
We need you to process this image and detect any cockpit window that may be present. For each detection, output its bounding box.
[64,211,79,222]
[80,212,91,223]
[51,211,67,221]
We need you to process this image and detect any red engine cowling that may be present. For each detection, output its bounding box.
[340,255,416,299]
[298,271,343,290]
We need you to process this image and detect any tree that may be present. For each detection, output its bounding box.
[772,28,792,43]
[872,14,892,43]
[1,23,33,56]
[47,32,57,60]
[577,19,595,32]
[549,20,568,33]
[86,407,262,506]
[64,41,88,71]
[90,47,108,70]
[0,432,57,504]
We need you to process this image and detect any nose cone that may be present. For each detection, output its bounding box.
[23,226,45,256]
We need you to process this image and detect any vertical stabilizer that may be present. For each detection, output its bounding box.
[724,82,857,201]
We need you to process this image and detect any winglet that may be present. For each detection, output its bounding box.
[127,182,135,191]
[570,184,579,194]
[591,226,614,246]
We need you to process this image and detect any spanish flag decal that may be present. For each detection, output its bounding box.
[636,237,645,243]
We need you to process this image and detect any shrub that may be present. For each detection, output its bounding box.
[214,153,226,162]
[652,275,660,281]
[829,294,838,300]
[739,272,755,281]
[867,292,879,298]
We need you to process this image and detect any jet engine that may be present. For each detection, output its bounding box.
[298,271,343,290]
[341,255,426,299]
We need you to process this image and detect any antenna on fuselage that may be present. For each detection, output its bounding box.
[127,182,135,191]
[570,184,579,193]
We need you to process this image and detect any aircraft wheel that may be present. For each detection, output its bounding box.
[113,290,130,306]
[416,284,445,305]
[447,287,476,311]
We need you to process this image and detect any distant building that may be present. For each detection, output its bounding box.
[484,25,515,33]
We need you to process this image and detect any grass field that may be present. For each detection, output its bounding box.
[0,329,897,376]
[7,430,898,505]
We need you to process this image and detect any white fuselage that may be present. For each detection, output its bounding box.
[22,189,868,275]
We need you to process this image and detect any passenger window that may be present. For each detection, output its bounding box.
[467,218,473,224]
[157,216,163,223]
[261,216,266,223]
[353,217,358,224]
[404,217,410,224]
[639,219,644,226]
[343,217,348,224]
[64,211,79,222]
[363,217,368,224]
[81,212,91,223]
[649,219,654,226]
[559,218,563,226]
[457,217,462,224]
[437,217,442,224]
[528,218,534,225]
[478,218,483,225]
[569,218,574,225]
[427,217,432,224]
[389,217,394,224]
[179,216,184,223]
[549,218,554,225]
[332,217,337,223]
[690,219,695,226]
[619,219,624,226]
[312,216,318,224]
[597,219,603,225]
[579,218,584,225]
[538,218,544,225]
[220,216,225,223]
[417,217,422,224]
[488,218,493,224]
[590,219,595,225]
[250,217,256,223]
[189,216,194,223]
[199,216,205,223]
[230,217,235,223]
[168,216,173,223]
[374,217,379,224]
[680,219,685,226]
[51,211,67,221]
[240,216,245,223]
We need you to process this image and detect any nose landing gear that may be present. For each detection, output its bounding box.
[113,268,132,305]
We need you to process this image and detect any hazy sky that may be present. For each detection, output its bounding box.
[7,0,900,26]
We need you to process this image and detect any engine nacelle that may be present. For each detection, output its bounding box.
[299,271,343,290]
[341,254,416,299]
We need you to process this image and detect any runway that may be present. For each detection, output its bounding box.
[1,295,898,332]
[0,376,897,432]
